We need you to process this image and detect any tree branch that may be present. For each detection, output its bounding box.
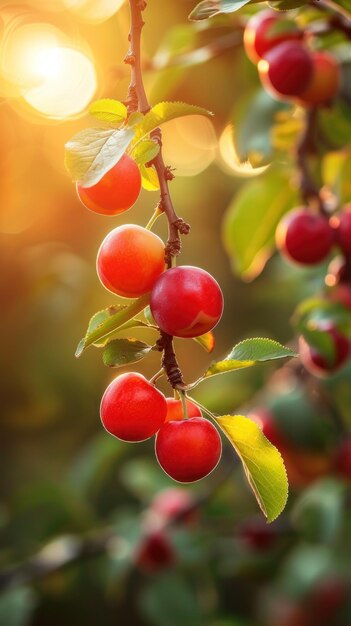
[296,107,327,215]
[126,0,189,387]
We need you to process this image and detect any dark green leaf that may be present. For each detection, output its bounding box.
[292,478,347,543]
[0,588,37,626]
[103,338,152,368]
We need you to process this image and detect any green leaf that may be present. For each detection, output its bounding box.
[132,139,160,165]
[89,99,127,124]
[140,164,160,191]
[189,0,252,20]
[103,338,152,368]
[76,293,150,357]
[216,415,288,521]
[268,0,308,10]
[64,126,134,187]
[204,338,296,377]
[132,101,213,147]
[292,478,346,543]
[0,588,37,626]
[194,331,215,353]
[233,89,292,166]
[222,167,298,280]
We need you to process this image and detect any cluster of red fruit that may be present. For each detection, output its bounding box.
[76,152,224,483]
[244,10,340,106]
[275,205,351,377]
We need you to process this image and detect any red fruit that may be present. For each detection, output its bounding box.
[134,530,176,573]
[151,488,195,523]
[96,224,165,298]
[309,577,348,620]
[299,323,350,377]
[258,41,313,98]
[298,52,340,107]
[77,154,141,215]
[165,397,202,422]
[276,209,334,265]
[239,518,278,551]
[334,204,351,257]
[334,439,351,479]
[155,417,222,483]
[244,10,302,65]
[100,372,167,442]
[150,266,223,338]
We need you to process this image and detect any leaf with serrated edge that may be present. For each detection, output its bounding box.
[132,102,213,147]
[132,139,160,165]
[103,338,152,368]
[204,338,296,377]
[65,127,134,187]
[216,415,288,521]
[89,99,127,124]
[76,293,150,357]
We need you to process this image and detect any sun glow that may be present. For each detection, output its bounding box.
[0,22,97,119]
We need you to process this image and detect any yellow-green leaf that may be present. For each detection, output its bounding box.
[89,99,127,125]
[140,164,160,191]
[132,139,160,165]
[204,338,296,377]
[132,101,213,147]
[216,415,288,522]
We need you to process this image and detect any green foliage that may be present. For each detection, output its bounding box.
[131,139,160,165]
[0,588,37,626]
[75,294,150,357]
[203,338,296,378]
[102,338,152,368]
[233,89,292,166]
[292,478,347,543]
[189,0,253,21]
[222,167,298,280]
[216,415,289,521]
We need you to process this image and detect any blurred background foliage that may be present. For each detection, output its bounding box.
[1,0,351,625]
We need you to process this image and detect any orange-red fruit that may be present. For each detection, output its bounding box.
[96,224,166,298]
[244,10,302,65]
[155,417,222,483]
[258,41,313,99]
[150,266,224,338]
[165,397,202,422]
[276,209,334,265]
[77,154,141,215]
[298,52,340,106]
[100,372,167,442]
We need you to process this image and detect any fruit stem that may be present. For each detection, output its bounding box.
[296,107,328,216]
[180,390,189,419]
[145,206,162,230]
[149,368,164,385]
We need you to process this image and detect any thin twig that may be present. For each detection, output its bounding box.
[296,107,327,214]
